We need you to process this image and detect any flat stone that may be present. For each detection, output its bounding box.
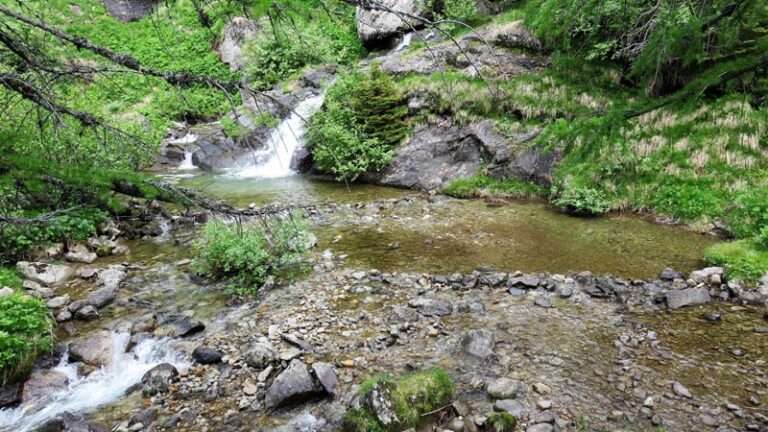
[508,275,540,288]
[672,381,693,398]
[279,347,302,361]
[494,399,523,416]
[487,378,522,399]
[667,288,711,309]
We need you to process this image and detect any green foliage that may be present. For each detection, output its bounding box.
[194,215,311,296]
[551,183,609,215]
[345,369,454,432]
[0,294,54,384]
[756,226,768,251]
[307,65,408,180]
[486,412,517,432]
[705,240,768,283]
[0,268,21,290]
[444,174,545,198]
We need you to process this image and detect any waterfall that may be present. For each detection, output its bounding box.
[394,33,413,52]
[167,133,198,170]
[230,93,325,179]
[0,333,189,432]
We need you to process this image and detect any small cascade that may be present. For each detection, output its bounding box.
[166,133,198,170]
[155,215,171,242]
[230,93,326,179]
[178,148,195,170]
[394,32,413,52]
[0,333,188,432]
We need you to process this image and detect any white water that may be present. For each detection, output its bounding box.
[0,333,188,432]
[178,149,195,170]
[167,133,198,170]
[394,33,413,52]
[230,93,325,179]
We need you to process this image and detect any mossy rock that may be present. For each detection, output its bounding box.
[344,369,454,432]
[486,412,517,432]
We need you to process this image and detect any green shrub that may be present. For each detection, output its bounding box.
[0,268,21,290]
[307,65,408,181]
[486,412,517,432]
[444,174,546,198]
[194,215,311,296]
[705,240,768,283]
[345,369,454,432]
[0,294,54,384]
[756,226,768,251]
[551,183,609,215]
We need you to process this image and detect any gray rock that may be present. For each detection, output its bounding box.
[103,0,159,22]
[479,272,508,286]
[312,362,338,395]
[363,382,400,427]
[508,287,526,296]
[689,267,724,284]
[494,399,523,416]
[64,245,98,264]
[75,305,99,321]
[0,287,14,298]
[526,424,554,432]
[660,267,685,281]
[667,288,711,309]
[490,20,543,52]
[534,297,553,308]
[158,316,205,338]
[245,342,277,369]
[265,360,320,408]
[192,346,222,364]
[21,370,69,404]
[508,275,540,288]
[46,295,70,309]
[532,410,556,424]
[84,286,118,309]
[17,262,74,286]
[141,363,178,396]
[98,265,127,289]
[56,310,73,322]
[68,330,114,367]
[408,297,453,316]
[218,17,261,71]
[672,381,693,398]
[131,315,157,334]
[0,382,22,408]
[487,377,522,399]
[461,329,495,360]
[356,0,428,45]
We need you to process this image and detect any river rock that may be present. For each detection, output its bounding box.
[21,369,69,404]
[461,329,495,360]
[218,17,260,71]
[75,305,99,321]
[672,381,693,398]
[68,330,114,367]
[157,316,205,338]
[245,342,277,369]
[312,362,338,395]
[265,359,321,408]
[64,245,98,264]
[690,267,724,284]
[494,399,524,416]
[508,274,540,288]
[17,262,74,286]
[527,424,554,432]
[408,297,453,316]
[192,346,223,364]
[666,288,711,309]
[141,363,178,396]
[355,0,428,46]
[0,382,22,408]
[131,315,157,334]
[487,377,522,399]
[46,295,70,309]
[98,265,127,289]
[660,267,685,281]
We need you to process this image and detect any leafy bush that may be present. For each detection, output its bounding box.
[756,226,768,251]
[705,240,768,283]
[307,65,408,180]
[0,268,21,289]
[0,294,54,384]
[194,215,312,296]
[551,183,609,215]
[345,369,454,432]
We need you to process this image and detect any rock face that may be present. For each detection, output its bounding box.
[363,120,557,191]
[102,0,158,22]
[265,360,321,408]
[68,330,114,367]
[356,0,428,46]
[218,17,260,71]
[141,363,179,396]
[667,288,712,309]
[17,262,74,286]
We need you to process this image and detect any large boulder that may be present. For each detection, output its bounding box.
[141,363,178,396]
[17,262,74,286]
[102,0,159,22]
[265,360,322,408]
[218,17,261,71]
[21,370,69,404]
[68,330,115,367]
[356,0,429,46]
[666,288,712,309]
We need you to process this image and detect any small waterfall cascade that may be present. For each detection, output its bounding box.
[0,333,188,432]
[231,93,325,179]
[394,33,413,52]
[166,133,198,170]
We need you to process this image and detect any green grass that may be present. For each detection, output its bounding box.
[345,369,454,432]
[443,174,545,198]
[0,268,22,290]
[705,240,768,283]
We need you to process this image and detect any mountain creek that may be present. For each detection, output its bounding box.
[1,171,767,432]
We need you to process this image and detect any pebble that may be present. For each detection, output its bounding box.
[533,383,552,395]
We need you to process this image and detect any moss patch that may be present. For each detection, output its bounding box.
[705,240,768,283]
[345,369,454,432]
[486,412,518,432]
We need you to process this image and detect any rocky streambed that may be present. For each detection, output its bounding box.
[1,179,766,432]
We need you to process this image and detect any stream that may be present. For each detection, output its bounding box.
[1,103,766,432]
